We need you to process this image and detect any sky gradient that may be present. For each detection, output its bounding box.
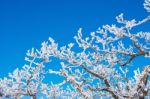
[0,0,149,79]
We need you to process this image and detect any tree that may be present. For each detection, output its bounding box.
[0,53,46,99]
[0,0,150,99]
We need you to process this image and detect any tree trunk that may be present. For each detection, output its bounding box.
[14,95,21,99]
[31,95,36,99]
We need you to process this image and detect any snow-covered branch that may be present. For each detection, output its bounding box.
[0,0,150,99]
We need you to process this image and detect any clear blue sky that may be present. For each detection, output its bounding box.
[0,0,149,78]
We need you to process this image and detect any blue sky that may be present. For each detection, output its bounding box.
[0,0,149,78]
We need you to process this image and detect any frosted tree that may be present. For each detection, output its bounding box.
[0,0,150,99]
[0,50,48,99]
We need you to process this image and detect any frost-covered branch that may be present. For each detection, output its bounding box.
[0,0,150,99]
